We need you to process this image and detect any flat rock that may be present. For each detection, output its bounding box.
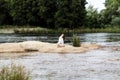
[0,41,100,53]
[0,43,24,53]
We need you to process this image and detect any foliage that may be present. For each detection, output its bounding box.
[39,0,57,28]
[85,5,102,28]
[8,0,86,28]
[13,26,120,34]
[0,0,12,25]
[111,17,120,27]
[103,0,120,26]
[0,63,31,80]
[55,0,86,29]
[72,34,80,47]
[10,0,43,26]
[0,0,120,29]
[85,0,120,28]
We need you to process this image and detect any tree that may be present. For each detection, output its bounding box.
[104,0,120,27]
[71,0,86,28]
[38,0,57,28]
[111,17,120,27]
[10,0,44,26]
[10,0,58,28]
[1,0,87,28]
[55,0,86,29]
[85,5,102,28]
[0,0,12,25]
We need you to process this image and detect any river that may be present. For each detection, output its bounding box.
[0,33,120,45]
[0,33,120,80]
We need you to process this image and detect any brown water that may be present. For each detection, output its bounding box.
[0,33,120,80]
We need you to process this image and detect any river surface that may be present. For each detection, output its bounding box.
[0,33,120,80]
[0,33,120,46]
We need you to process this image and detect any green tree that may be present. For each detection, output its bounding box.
[10,0,44,26]
[55,0,86,29]
[111,17,120,27]
[0,0,12,25]
[85,5,102,28]
[38,0,57,28]
[3,0,87,28]
[10,0,58,27]
[104,0,120,27]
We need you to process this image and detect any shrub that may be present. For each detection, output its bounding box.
[0,63,31,80]
[111,17,120,27]
[72,34,80,47]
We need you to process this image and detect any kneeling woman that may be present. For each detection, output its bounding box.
[57,34,65,47]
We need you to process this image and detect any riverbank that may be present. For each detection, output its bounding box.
[0,28,14,33]
[0,41,100,53]
[0,25,120,33]
[14,27,120,34]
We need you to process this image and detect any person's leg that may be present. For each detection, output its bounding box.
[57,44,65,47]
[57,44,61,47]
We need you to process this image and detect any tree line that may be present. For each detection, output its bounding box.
[0,0,120,29]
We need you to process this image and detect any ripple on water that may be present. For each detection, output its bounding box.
[0,49,120,80]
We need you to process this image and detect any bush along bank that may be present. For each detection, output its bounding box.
[72,34,80,47]
[14,27,120,34]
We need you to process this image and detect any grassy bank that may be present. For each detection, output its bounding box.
[0,25,14,33]
[14,27,120,34]
[0,25,120,34]
[14,27,71,34]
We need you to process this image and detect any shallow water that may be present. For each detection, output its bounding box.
[0,33,120,80]
[0,48,120,80]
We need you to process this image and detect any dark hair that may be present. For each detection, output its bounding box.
[62,35,65,40]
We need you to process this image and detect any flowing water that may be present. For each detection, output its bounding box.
[0,33,120,80]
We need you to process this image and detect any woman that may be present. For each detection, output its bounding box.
[57,34,65,47]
